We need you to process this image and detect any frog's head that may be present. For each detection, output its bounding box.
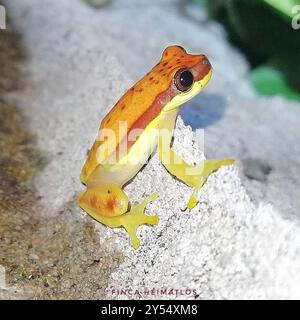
[158,45,212,112]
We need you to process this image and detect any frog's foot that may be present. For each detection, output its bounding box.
[187,159,235,209]
[120,192,159,249]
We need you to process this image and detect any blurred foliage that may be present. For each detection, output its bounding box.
[263,0,300,19]
[251,67,300,100]
[84,0,111,8]
[205,0,300,101]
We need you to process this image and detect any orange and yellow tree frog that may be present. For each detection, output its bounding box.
[78,45,234,249]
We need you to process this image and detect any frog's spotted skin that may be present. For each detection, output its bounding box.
[81,46,211,183]
[78,45,234,249]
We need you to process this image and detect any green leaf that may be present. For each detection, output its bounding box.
[263,0,300,19]
[250,66,300,101]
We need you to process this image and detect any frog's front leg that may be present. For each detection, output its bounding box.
[77,177,159,249]
[158,134,234,209]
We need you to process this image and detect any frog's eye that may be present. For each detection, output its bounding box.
[174,69,194,92]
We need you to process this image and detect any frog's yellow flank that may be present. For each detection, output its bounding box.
[77,45,234,249]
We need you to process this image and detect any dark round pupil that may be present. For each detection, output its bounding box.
[180,70,193,89]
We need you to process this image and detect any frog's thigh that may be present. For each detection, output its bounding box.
[77,184,128,223]
[78,162,130,219]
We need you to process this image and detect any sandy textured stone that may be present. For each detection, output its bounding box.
[106,119,300,300]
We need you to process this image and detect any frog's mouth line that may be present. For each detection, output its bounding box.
[162,69,213,113]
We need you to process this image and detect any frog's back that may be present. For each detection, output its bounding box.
[81,46,203,183]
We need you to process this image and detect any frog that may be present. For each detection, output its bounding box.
[77,45,234,249]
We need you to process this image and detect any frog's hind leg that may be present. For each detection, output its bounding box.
[77,186,159,249]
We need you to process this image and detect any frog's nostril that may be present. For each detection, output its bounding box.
[202,56,212,70]
[201,56,210,66]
